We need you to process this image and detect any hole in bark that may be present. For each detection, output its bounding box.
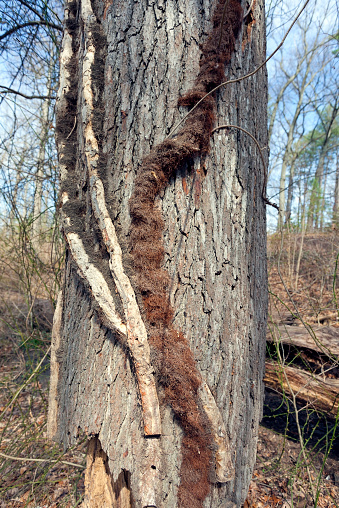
[244,9,254,26]
[151,464,156,469]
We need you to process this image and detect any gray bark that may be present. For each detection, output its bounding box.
[50,0,268,506]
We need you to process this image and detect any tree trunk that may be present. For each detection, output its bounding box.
[49,0,268,506]
[333,154,339,227]
[32,98,49,246]
[285,158,296,226]
[32,57,53,248]
[308,103,339,231]
[277,81,308,230]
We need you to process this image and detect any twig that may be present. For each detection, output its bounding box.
[0,86,56,100]
[243,0,255,19]
[0,21,63,41]
[66,116,77,139]
[0,347,51,422]
[0,451,85,469]
[278,361,317,502]
[168,0,311,138]
[212,124,279,209]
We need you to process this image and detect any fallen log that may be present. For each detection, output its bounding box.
[267,325,339,358]
[264,361,339,417]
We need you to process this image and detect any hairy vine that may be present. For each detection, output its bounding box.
[129,1,243,505]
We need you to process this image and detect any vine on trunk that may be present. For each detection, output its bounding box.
[129,1,243,505]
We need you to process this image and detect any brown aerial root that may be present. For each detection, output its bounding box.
[129,0,243,505]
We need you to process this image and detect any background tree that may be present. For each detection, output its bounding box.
[0,0,62,240]
[47,0,268,506]
[0,0,63,312]
[266,0,339,230]
[306,101,339,230]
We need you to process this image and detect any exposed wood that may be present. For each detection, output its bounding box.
[82,438,131,508]
[264,361,339,416]
[47,291,63,440]
[198,381,234,483]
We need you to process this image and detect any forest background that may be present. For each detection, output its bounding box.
[0,0,338,506]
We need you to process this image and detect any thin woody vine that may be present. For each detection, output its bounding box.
[54,0,311,507]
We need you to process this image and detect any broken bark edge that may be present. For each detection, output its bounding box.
[199,381,235,482]
[81,437,132,508]
[47,290,63,440]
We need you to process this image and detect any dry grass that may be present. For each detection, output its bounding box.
[252,230,339,508]
[268,230,339,326]
[0,224,86,507]
[0,336,86,508]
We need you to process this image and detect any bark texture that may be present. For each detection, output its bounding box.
[50,0,268,506]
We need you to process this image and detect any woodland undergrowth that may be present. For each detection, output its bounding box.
[0,220,86,508]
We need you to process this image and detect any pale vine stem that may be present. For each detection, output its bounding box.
[57,4,162,502]
[80,0,161,438]
[54,0,312,490]
[243,0,255,19]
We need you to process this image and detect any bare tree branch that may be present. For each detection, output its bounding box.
[0,20,63,42]
[0,86,56,100]
[16,0,62,25]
